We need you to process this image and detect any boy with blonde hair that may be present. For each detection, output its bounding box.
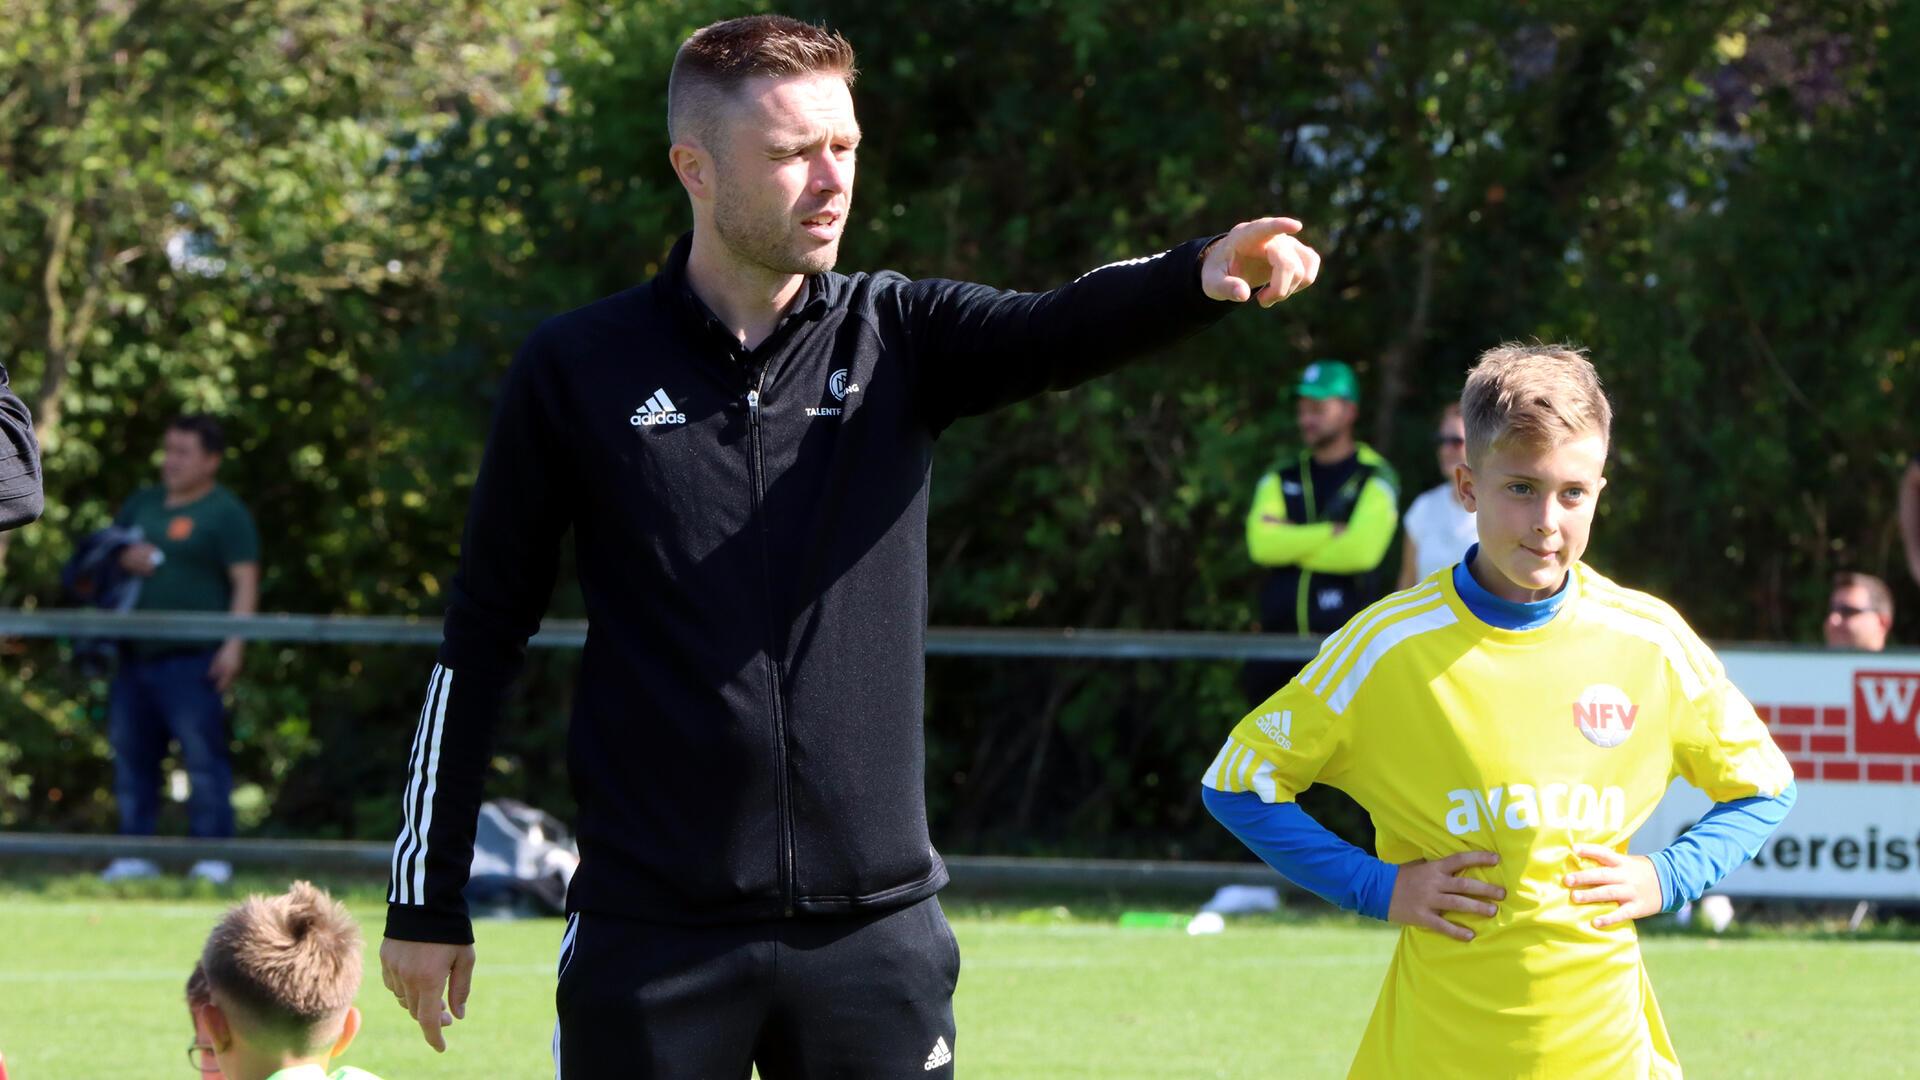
[195,881,383,1080]
[1204,343,1796,1077]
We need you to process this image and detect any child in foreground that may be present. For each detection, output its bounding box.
[1204,343,1795,1078]
[195,881,384,1080]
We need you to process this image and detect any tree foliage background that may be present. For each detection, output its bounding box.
[2,0,1914,855]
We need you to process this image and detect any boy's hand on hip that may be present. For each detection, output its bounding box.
[1566,843,1662,928]
[380,938,475,1053]
[1388,850,1503,942]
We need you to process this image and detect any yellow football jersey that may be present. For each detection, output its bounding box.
[1206,564,1792,1079]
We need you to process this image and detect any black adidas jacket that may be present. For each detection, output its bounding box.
[386,232,1231,943]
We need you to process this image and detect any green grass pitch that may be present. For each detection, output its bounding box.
[1,886,1914,1078]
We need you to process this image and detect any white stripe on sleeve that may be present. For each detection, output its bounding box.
[409,668,453,905]
[390,665,450,905]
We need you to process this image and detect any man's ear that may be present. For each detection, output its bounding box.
[330,1006,362,1059]
[197,1000,233,1051]
[669,142,714,201]
[1454,462,1476,512]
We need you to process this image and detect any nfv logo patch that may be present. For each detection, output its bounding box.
[1572,684,1638,748]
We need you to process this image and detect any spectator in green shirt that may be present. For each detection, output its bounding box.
[100,415,259,885]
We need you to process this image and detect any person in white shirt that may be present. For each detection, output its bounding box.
[1397,402,1478,588]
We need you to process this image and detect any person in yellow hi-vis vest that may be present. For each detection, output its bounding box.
[1244,360,1399,700]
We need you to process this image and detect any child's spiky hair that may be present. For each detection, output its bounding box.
[201,881,363,1041]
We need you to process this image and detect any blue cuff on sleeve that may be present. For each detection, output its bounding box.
[1648,782,1797,913]
[1202,786,1397,920]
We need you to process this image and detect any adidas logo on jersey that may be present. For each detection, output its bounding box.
[630,389,687,427]
[1255,710,1293,750]
[1443,782,1627,837]
[923,1035,952,1070]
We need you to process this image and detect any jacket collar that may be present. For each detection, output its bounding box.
[658,231,831,354]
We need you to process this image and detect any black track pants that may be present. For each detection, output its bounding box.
[553,895,960,1079]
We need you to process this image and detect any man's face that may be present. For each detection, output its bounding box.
[1825,584,1890,651]
[710,73,859,276]
[1434,412,1467,478]
[161,428,220,494]
[1458,434,1607,600]
[1295,396,1356,450]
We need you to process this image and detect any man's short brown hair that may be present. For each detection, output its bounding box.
[186,961,212,1009]
[201,881,362,1046]
[668,16,857,147]
[1460,343,1612,463]
[1833,571,1894,621]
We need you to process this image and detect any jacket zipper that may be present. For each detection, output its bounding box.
[745,377,798,916]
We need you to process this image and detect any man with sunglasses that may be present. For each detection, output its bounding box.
[1824,571,1894,651]
[1243,359,1399,699]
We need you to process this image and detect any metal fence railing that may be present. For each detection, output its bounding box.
[0,609,1327,661]
[0,832,1294,893]
[0,608,1317,889]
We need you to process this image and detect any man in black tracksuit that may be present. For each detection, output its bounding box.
[381,16,1321,1078]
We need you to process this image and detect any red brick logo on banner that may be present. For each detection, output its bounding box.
[1854,672,1920,757]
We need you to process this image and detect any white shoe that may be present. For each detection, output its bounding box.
[188,859,233,886]
[100,857,162,882]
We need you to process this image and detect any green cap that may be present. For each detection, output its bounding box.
[1296,359,1358,402]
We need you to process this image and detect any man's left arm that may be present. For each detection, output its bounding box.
[907,218,1319,429]
[210,561,259,692]
[0,361,43,532]
[209,504,262,693]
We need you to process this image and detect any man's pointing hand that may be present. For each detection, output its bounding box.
[1201,217,1322,307]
